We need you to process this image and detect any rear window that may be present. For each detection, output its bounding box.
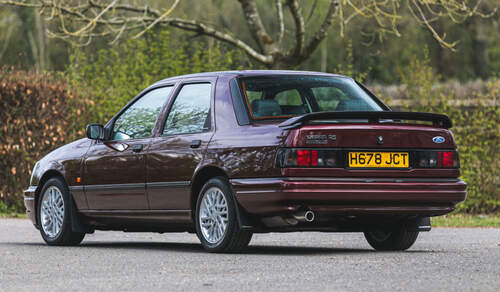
[239,76,384,120]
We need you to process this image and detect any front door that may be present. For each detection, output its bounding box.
[84,86,174,210]
[146,82,214,210]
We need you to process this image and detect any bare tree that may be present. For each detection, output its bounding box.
[0,0,495,69]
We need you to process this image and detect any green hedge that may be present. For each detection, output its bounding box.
[376,51,499,213]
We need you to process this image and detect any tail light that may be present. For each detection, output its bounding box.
[277,148,459,169]
[277,149,342,168]
[415,150,459,168]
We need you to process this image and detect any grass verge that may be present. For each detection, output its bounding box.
[432,213,500,228]
[0,213,27,219]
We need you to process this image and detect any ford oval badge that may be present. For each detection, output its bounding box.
[432,136,445,144]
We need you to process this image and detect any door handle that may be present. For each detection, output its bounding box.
[190,140,202,148]
[132,144,144,153]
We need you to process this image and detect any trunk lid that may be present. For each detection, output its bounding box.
[278,112,459,178]
[286,123,456,149]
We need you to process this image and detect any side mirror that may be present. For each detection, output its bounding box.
[86,124,105,140]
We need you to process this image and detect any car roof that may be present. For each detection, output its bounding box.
[151,70,351,86]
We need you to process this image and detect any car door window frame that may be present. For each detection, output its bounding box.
[159,78,216,137]
[103,83,178,142]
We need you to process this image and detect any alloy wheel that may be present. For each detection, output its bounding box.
[198,187,229,244]
[40,186,65,239]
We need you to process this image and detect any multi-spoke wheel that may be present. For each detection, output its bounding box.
[40,186,65,239]
[199,187,229,244]
[38,177,85,246]
[195,177,252,252]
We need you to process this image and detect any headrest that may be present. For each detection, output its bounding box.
[251,99,282,117]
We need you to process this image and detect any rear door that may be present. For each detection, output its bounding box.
[146,80,215,210]
[84,86,174,210]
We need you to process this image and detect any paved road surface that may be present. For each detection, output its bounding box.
[0,219,499,291]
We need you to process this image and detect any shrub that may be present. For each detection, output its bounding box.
[380,50,500,213]
[0,69,92,210]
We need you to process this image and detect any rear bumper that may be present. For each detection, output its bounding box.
[231,177,466,217]
[24,186,37,226]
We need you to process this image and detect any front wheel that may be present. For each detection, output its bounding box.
[195,177,252,253]
[38,177,85,246]
[364,228,419,251]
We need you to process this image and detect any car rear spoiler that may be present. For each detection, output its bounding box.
[278,111,452,129]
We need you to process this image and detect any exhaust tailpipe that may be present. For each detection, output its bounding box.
[293,210,315,222]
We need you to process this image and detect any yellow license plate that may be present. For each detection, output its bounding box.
[348,152,409,168]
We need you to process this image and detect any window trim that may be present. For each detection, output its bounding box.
[104,83,176,142]
[159,79,215,137]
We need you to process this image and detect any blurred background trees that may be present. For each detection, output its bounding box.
[0,0,498,81]
[0,0,498,214]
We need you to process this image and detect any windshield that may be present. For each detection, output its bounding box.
[239,76,385,120]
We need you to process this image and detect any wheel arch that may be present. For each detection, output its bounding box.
[34,169,67,226]
[190,166,228,217]
[190,165,253,230]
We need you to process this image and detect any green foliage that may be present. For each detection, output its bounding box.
[67,30,241,123]
[391,51,500,213]
[332,40,369,83]
[0,69,92,210]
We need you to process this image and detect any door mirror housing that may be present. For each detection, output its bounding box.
[86,124,105,140]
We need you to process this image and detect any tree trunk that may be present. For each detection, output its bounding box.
[471,18,489,79]
[34,9,47,71]
[320,36,328,72]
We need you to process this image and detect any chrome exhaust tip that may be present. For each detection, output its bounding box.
[292,210,315,223]
[304,210,315,222]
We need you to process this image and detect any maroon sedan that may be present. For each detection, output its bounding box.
[24,70,466,252]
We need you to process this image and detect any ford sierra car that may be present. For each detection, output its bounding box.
[25,70,466,252]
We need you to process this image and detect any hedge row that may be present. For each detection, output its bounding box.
[0,69,91,211]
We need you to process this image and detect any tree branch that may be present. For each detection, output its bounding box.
[159,17,273,64]
[237,0,276,54]
[133,0,180,39]
[286,0,305,58]
[275,0,284,45]
[302,0,338,58]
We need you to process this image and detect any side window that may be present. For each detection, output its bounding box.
[163,83,212,136]
[112,86,173,140]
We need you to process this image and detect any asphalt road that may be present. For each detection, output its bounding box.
[0,219,499,291]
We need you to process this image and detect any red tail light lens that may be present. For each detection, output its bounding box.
[296,150,319,166]
[277,149,341,168]
[415,150,459,168]
[438,151,455,167]
[297,150,313,166]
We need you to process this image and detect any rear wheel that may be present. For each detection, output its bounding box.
[38,177,85,246]
[364,228,419,251]
[195,177,252,252]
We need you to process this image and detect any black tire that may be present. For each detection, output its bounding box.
[364,228,419,251]
[195,177,252,253]
[38,177,85,246]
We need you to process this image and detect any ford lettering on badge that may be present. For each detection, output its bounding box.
[432,136,445,143]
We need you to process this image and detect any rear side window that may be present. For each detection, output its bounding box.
[163,83,211,135]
